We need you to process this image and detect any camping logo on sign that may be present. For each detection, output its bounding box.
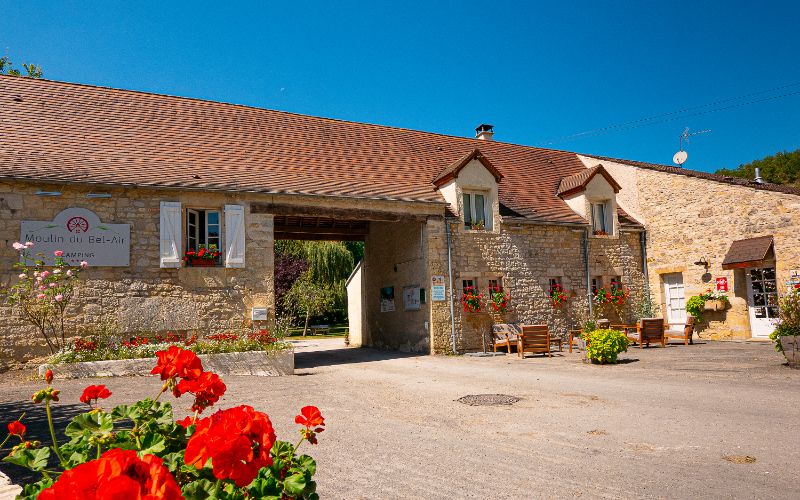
[20,208,131,267]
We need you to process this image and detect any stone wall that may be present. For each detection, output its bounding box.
[433,220,645,353]
[363,220,430,353]
[583,155,800,339]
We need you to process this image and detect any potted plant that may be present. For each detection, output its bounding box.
[183,244,221,267]
[549,283,568,308]
[470,220,485,231]
[461,286,484,313]
[700,289,730,311]
[488,286,511,313]
[581,328,629,364]
[769,285,800,368]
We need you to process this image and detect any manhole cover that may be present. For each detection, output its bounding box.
[456,394,520,406]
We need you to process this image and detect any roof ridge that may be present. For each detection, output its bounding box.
[0,75,584,156]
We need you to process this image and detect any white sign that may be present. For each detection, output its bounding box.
[404,286,421,311]
[431,275,446,302]
[251,307,269,321]
[21,208,130,267]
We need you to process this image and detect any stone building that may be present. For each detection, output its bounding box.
[0,76,797,365]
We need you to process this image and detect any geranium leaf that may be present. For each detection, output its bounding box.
[283,472,307,496]
[294,454,317,475]
[182,479,220,499]
[2,446,50,471]
[139,433,166,455]
[65,411,113,438]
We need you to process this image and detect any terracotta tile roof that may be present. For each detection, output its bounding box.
[584,155,800,197]
[0,77,591,224]
[556,164,621,197]
[722,235,774,270]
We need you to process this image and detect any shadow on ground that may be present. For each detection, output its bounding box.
[0,400,85,486]
[294,346,422,369]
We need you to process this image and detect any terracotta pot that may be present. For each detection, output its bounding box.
[780,336,800,368]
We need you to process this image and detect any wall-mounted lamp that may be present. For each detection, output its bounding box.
[34,191,62,196]
[86,193,112,199]
[694,257,710,269]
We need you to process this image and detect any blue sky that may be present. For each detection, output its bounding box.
[2,1,799,172]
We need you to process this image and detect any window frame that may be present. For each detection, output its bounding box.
[590,200,612,235]
[462,190,491,229]
[185,207,223,265]
[487,277,504,295]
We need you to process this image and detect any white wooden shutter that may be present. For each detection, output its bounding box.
[224,204,245,268]
[159,201,182,268]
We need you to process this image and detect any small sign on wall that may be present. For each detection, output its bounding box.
[251,307,268,321]
[431,275,446,302]
[715,277,729,292]
[380,287,395,312]
[403,286,421,311]
[20,208,130,267]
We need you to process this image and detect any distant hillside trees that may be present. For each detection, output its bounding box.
[716,149,800,186]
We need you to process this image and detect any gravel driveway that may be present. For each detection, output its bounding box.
[1,339,798,499]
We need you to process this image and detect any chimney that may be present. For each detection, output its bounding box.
[754,167,764,184]
[475,124,494,141]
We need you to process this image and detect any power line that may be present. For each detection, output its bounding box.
[538,81,800,146]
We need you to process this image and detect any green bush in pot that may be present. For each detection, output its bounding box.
[582,329,630,364]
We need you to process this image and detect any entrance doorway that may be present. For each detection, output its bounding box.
[662,273,686,324]
[746,266,779,338]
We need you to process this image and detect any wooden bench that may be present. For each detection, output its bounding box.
[518,325,552,358]
[665,316,695,345]
[308,324,330,336]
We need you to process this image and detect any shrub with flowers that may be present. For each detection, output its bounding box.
[2,349,324,499]
[461,286,484,313]
[549,284,568,308]
[47,329,287,365]
[6,242,89,354]
[488,286,511,313]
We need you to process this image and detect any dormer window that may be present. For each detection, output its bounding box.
[463,191,491,230]
[591,201,612,236]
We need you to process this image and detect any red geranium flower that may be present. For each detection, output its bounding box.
[175,371,227,413]
[176,416,194,428]
[7,420,25,437]
[79,385,112,405]
[151,346,203,382]
[38,448,182,499]
[295,406,325,445]
[184,405,276,487]
[44,369,53,384]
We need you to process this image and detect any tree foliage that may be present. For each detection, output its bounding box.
[282,273,338,336]
[0,56,43,78]
[715,149,800,186]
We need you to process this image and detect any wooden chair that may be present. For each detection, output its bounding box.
[664,316,695,345]
[518,325,552,358]
[597,319,611,329]
[636,318,666,348]
[491,323,522,353]
[568,329,584,353]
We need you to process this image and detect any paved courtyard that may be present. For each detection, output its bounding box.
[0,339,798,499]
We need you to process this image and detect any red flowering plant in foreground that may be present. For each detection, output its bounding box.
[2,348,324,499]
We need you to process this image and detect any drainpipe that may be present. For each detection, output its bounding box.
[640,230,649,287]
[446,218,458,354]
[583,227,592,316]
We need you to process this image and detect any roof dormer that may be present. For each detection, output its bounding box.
[434,149,502,231]
[558,164,622,236]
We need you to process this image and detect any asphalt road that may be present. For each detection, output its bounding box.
[0,339,798,499]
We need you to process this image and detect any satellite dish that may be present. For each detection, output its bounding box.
[673,150,688,166]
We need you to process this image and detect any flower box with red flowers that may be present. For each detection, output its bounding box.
[489,286,511,313]
[183,244,222,267]
[461,286,485,313]
[550,284,569,308]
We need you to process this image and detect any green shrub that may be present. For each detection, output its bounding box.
[770,323,800,352]
[686,296,706,323]
[583,329,630,364]
[770,289,800,352]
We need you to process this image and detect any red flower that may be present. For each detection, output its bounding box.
[7,420,25,437]
[175,371,227,413]
[151,346,203,382]
[176,416,194,428]
[38,448,182,499]
[44,369,53,384]
[79,385,112,405]
[184,405,276,487]
[295,406,325,445]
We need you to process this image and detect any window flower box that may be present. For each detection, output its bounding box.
[183,245,221,267]
[187,257,217,267]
